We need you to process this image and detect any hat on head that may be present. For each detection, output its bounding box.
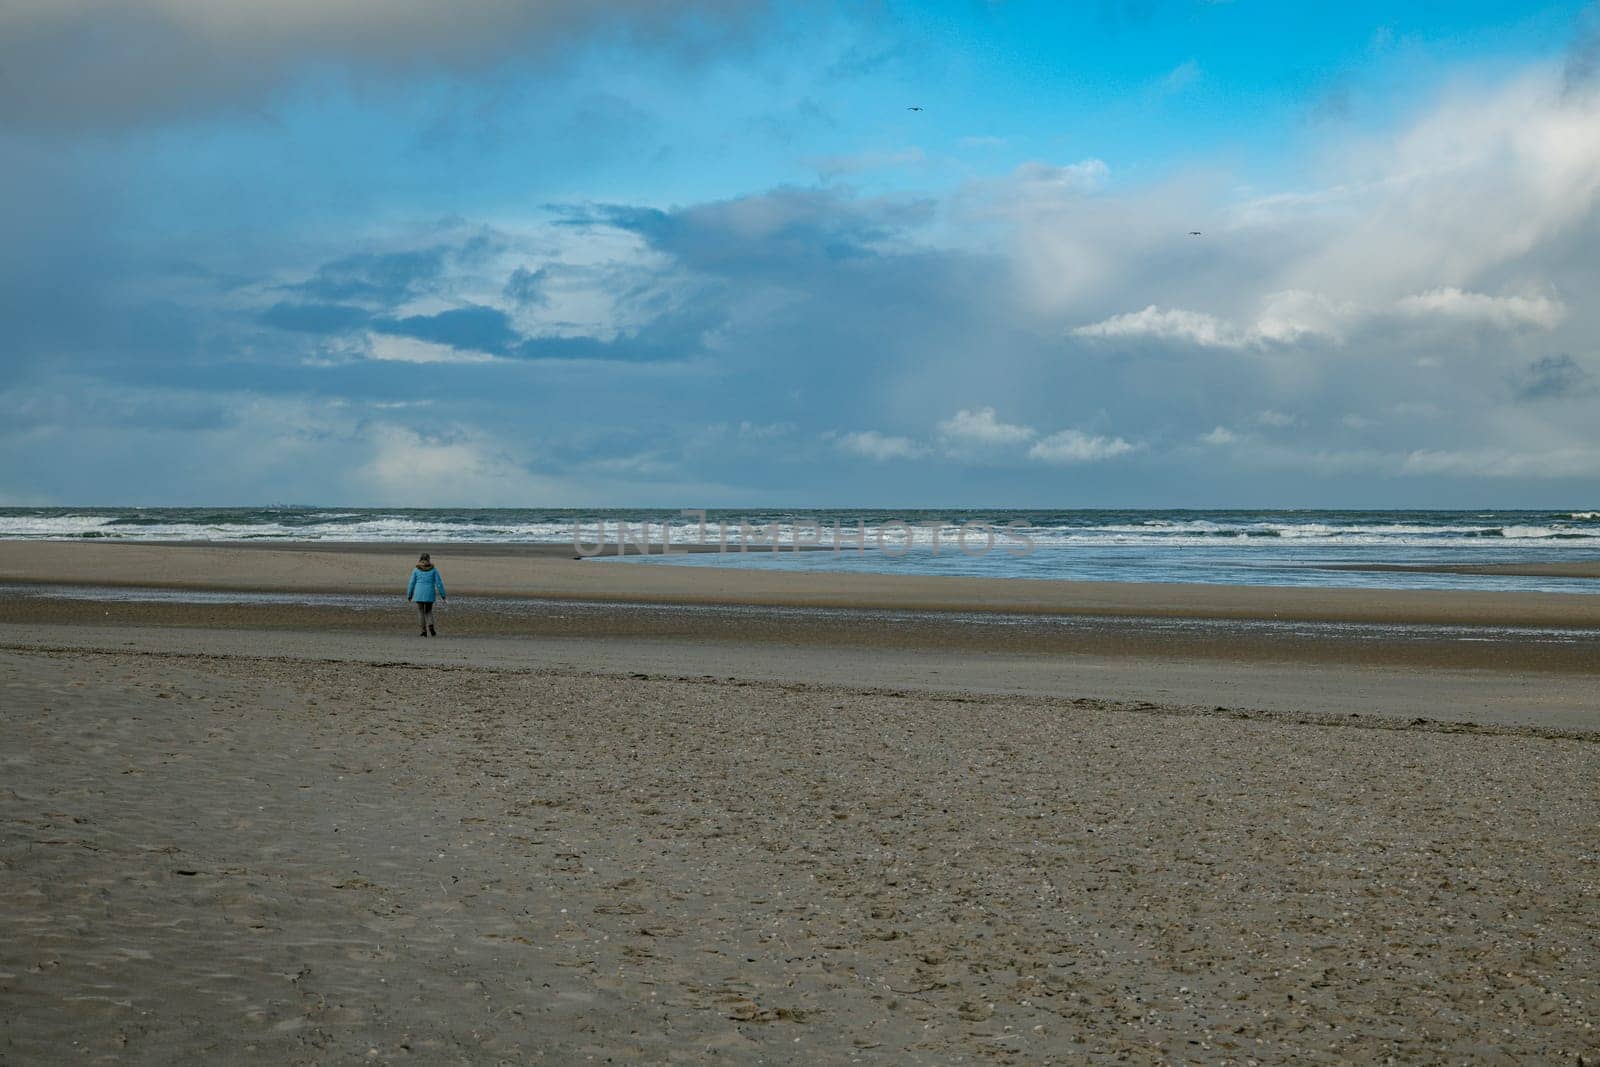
[419,552,430,562]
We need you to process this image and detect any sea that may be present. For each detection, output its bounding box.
[4,506,1600,594]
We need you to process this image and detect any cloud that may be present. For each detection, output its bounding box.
[0,0,768,132]
[1566,1,1600,95]
[1008,159,1111,199]
[0,379,580,504]
[1160,59,1202,94]
[1271,73,1600,303]
[374,305,522,356]
[287,246,450,305]
[1513,354,1593,400]
[1251,290,1359,344]
[8,33,1600,506]
[1400,446,1600,479]
[937,407,1036,446]
[835,431,926,461]
[359,423,560,504]
[260,302,371,334]
[573,187,936,275]
[1028,429,1139,464]
[504,267,550,307]
[1072,305,1241,347]
[251,227,724,365]
[1396,288,1565,330]
[366,334,500,364]
[1075,286,1563,350]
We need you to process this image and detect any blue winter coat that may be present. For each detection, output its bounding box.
[407,566,446,602]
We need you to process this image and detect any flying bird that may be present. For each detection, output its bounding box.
[1188,231,1203,236]
[907,106,924,111]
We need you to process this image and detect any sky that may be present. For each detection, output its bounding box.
[3,0,1599,508]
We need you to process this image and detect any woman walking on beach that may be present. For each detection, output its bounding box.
[406,553,447,636]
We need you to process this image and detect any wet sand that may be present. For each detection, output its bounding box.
[3,541,1599,1063]
[5,540,1600,627]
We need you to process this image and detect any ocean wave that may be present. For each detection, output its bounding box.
[3,510,1600,549]
[1496,525,1569,539]
[0,515,119,536]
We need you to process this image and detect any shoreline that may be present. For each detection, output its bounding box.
[9,588,1600,675]
[4,539,1600,628]
[1325,559,1600,578]
[6,539,1599,728]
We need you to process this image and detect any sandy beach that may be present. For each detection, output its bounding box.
[3,542,1599,1063]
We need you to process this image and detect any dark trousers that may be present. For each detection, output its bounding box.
[416,601,435,631]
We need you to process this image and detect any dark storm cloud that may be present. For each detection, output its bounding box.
[1514,354,1593,400]
[503,266,550,307]
[373,305,522,355]
[260,301,372,335]
[260,291,719,366]
[0,1,770,134]
[285,247,450,305]
[564,187,937,276]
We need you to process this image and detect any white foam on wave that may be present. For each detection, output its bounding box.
[3,511,1599,548]
[1497,525,1566,539]
[0,515,119,536]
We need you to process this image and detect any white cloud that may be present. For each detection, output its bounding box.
[1399,446,1600,479]
[1011,159,1110,197]
[366,334,500,364]
[1252,289,1359,344]
[12,33,1600,503]
[1072,305,1241,347]
[937,406,1036,446]
[1073,283,1560,352]
[1028,429,1139,464]
[359,423,562,503]
[836,430,926,461]
[1274,73,1600,303]
[1025,66,1600,498]
[1073,290,1362,351]
[1395,287,1566,330]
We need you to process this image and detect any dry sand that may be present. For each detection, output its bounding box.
[3,541,1599,1063]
